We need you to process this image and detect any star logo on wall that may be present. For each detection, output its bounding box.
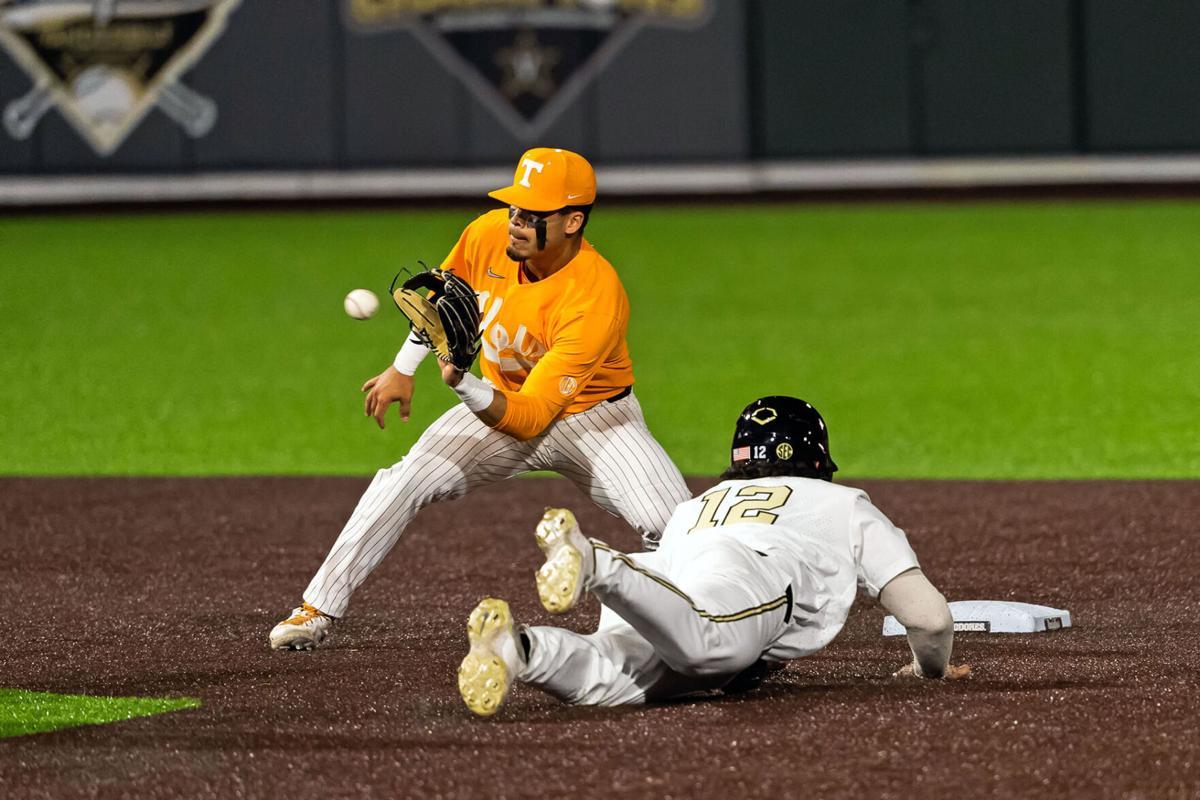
[495,30,560,101]
[344,1,712,141]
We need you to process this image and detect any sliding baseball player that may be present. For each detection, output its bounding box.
[458,396,971,715]
[269,148,691,650]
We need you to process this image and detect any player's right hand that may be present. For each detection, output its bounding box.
[942,663,973,680]
[362,366,415,429]
[893,662,972,680]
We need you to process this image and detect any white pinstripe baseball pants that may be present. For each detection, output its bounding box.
[304,392,690,618]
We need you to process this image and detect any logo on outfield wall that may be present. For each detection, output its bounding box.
[344,0,712,141]
[0,0,240,156]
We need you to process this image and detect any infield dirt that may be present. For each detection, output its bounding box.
[2,477,1198,798]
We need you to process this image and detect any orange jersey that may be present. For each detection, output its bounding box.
[441,208,634,438]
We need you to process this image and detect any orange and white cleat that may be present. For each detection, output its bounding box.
[269,602,333,651]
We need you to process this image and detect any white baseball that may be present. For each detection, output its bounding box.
[343,288,379,320]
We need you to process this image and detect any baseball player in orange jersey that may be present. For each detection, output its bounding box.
[269,148,692,650]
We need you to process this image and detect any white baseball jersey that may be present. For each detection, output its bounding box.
[520,477,921,705]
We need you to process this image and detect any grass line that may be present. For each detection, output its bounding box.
[0,689,201,739]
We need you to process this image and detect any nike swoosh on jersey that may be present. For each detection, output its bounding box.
[487,267,506,279]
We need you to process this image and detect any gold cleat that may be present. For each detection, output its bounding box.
[458,598,521,718]
[534,508,593,614]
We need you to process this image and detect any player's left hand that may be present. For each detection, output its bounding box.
[893,662,973,680]
[392,268,482,372]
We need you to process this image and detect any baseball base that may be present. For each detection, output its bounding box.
[883,600,1072,635]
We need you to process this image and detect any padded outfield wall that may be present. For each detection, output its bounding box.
[2,1,1199,177]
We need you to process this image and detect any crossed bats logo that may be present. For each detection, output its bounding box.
[0,0,240,156]
[344,0,713,141]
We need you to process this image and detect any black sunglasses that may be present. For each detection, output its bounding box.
[508,206,566,228]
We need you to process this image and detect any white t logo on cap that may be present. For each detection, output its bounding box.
[518,158,545,188]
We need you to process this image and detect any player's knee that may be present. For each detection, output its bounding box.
[623,490,681,540]
[380,454,465,505]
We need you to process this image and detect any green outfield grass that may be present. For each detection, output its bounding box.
[2,201,1197,478]
[0,689,199,739]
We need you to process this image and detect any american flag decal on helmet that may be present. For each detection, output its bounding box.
[732,446,751,462]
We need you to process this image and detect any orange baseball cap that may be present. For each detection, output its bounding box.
[488,147,597,212]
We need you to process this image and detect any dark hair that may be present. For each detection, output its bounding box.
[719,460,833,482]
[565,204,592,237]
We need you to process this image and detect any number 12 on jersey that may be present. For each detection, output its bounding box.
[689,484,794,533]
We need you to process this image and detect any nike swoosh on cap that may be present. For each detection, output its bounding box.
[567,194,583,199]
